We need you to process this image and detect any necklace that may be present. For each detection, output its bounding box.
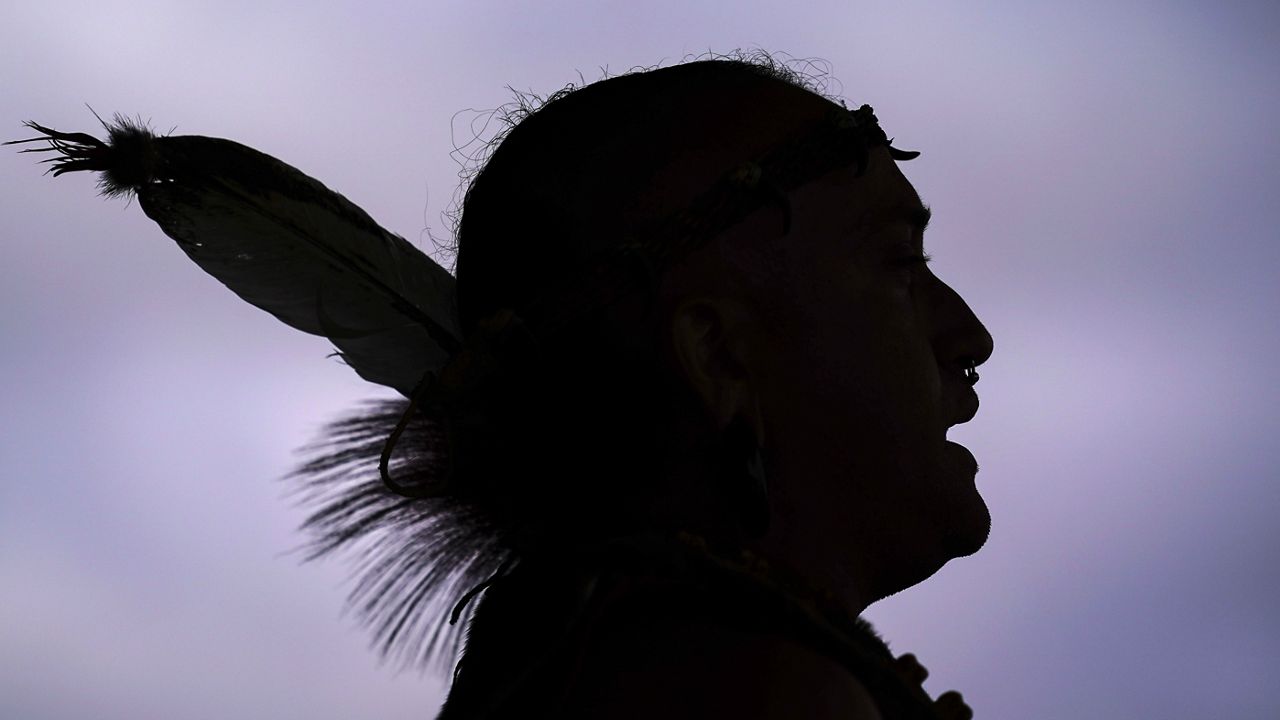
[442,529,973,719]
[576,528,973,719]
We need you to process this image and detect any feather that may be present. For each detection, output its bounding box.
[12,116,499,671]
[9,116,462,397]
[287,397,514,673]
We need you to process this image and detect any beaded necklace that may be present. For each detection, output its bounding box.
[441,529,973,719]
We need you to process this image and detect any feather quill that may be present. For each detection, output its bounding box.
[7,116,462,397]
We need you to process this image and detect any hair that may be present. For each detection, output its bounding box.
[438,48,845,279]
[291,49,872,673]
[449,53,842,524]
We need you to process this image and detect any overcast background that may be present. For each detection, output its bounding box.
[2,1,1277,718]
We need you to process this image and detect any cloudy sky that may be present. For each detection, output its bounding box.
[2,1,1276,718]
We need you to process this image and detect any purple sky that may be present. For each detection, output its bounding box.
[2,2,1277,718]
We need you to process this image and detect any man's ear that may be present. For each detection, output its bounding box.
[669,296,766,446]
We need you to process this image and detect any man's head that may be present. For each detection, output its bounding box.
[452,55,993,608]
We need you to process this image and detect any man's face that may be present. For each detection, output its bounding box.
[749,144,994,602]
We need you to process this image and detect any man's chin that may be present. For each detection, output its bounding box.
[944,495,992,558]
[934,442,991,556]
[879,499,991,601]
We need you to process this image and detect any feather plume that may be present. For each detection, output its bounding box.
[288,397,515,673]
[8,115,462,396]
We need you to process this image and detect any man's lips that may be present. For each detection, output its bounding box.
[947,389,980,429]
[945,389,981,476]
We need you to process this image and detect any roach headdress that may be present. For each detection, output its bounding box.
[8,103,916,671]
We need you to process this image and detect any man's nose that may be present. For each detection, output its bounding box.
[933,279,994,375]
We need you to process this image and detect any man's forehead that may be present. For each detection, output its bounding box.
[814,151,931,235]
